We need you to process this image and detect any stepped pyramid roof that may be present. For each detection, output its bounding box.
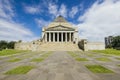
[53,15,67,22]
[47,15,73,28]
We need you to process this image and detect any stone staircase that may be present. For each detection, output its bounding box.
[37,42,81,51]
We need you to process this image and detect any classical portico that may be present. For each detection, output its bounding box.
[42,16,78,44]
[45,31,73,42]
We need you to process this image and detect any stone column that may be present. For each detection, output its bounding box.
[53,32,55,42]
[57,32,59,42]
[61,32,63,42]
[65,32,67,42]
[70,32,71,42]
[45,32,47,42]
[50,32,51,42]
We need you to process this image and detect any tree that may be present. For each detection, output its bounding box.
[0,40,8,49]
[18,40,22,43]
[112,36,120,49]
[0,40,16,50]
[7,41,16,49]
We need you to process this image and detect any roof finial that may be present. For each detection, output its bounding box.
[54,15,67,22]
[58,15,62,17]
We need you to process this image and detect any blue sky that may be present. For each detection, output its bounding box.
[0,0,120,42]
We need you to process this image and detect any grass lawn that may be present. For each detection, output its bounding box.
[41,52,52,58]
[32,52,52,62]
[0,49,28,56]
[92,49,120,56]
[86,65,113,73]
[75,57,88,61]
[116,57,120,60]
[87,54,94,57]
[8,58,21,62]
[96,57,111,61]
[5,66,34,75]
[67,51,79,58]
[32,58,44,62]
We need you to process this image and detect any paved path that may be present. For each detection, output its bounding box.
[0,51,120,80]
[28,51,100,80]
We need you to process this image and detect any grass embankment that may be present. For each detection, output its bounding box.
[32,51,52,62]
[92,49,120,56]
[86,65,113,73]
[0,49,28,56]
[67,51,88,61]
[5,66,34,75]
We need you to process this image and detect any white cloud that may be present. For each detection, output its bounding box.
[58,4,67,17]
[0,0,14,20]
[69,6,78,18]
[0,20,34,41]
[48,3,58,16]
[0,0,38,41]
[24,5,40,14]
[48,2,67,18]
[77,0,120,42]
[35,18,50,27]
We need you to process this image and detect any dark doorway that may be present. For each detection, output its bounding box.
[55,33,57,42]
[63,33,65,42]
[59,33,61,42]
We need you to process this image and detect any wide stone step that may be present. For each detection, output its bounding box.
[37,42,81,51]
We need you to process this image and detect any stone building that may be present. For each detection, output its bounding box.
[15,16,105,51]
[41,15,79,44]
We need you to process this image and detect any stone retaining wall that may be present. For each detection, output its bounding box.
[78,40,105,51]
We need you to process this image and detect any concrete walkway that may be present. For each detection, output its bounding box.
[27,51,99,80]
[0,51,120,80]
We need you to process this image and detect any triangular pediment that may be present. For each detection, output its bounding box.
[45,25,75,31]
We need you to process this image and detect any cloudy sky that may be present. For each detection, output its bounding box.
[0,0,120,42]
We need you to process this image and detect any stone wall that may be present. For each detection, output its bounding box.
[87,42,105,50]
[14,41,41,51]
[78,40,105,51]
[15,40,105,51]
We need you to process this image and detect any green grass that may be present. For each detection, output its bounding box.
[67,51,79,58]
[96,57,111,61]
[32,58,44,62]
[0,49,28,56]
[67,52,88,62]
[8,58,21,62]
[92,49,120,56]
[116,57,120,60]
[118,65,120,67]
[5,66,34,75]
[41,52,52,58]
[31,52,52,62]
[87,54,94,57]
[86,65,113,73]
[75,57,88,61]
